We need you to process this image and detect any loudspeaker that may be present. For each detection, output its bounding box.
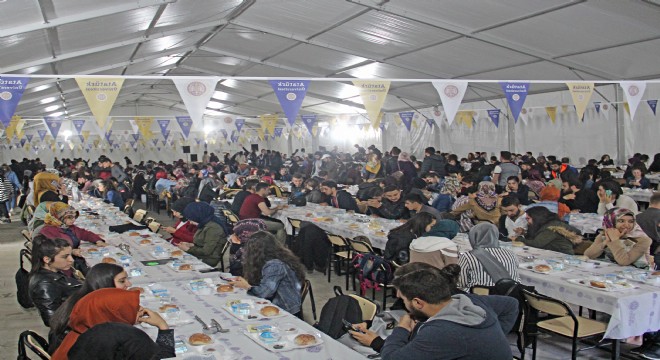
[182,146,191,154]
[190,154,198,162]
[251,144,259,151]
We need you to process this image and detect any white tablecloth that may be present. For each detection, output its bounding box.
[623,188,654,203]
[567,213,603,234]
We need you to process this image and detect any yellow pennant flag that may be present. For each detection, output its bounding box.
[82,131,90,142]
[566,82,594,121]
[15,116,26,135]
[457,111,475,129]
[17,130,25,140]
[312,125,319,137]
[5,116,19,139]
[352,80,391,129]
[76,77,125,128]
[545,107,557,123]
[134,116,154,141]
[259,114,278,136]
[623,102,630,116]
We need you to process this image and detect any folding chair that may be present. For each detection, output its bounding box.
[18,330,50,360]
[288,218,302,238]
[298,279,318,321]
[218,237,232,272]
[522,289,610,360]
[333,286,378,322]
[270,184,283,198]
[326,234,351,290]
[349,237,395,309]
[148,221,161,233]
[221,209,240,225]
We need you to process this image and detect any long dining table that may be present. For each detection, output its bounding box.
[69,195,369,360]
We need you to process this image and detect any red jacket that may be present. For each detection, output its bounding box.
[38,225,103,248]
[169,220,197,245]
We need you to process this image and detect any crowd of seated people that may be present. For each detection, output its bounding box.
[8,146,660,359]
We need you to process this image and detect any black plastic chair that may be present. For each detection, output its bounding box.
[18,330,50,360]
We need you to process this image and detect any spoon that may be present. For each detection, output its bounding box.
[211,319,229,333]
[194,315,218,334]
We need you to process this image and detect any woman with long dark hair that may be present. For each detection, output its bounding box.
[28,235,82,326]
[230,231,306,315]
[48,263,130,353]
[384,212,436,264]
[518,206,582,255]
[97,179,124,209]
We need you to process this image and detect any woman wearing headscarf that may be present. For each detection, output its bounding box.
[33,171,65,207]
[177,201,226,266]
[458,223,520,291]
[409,218,460,269]
[529,185,570,220]
[584,208,652,268]
[450,181,502,224]
[432,176,460,213]
[364,153,384,180]
[162,197,197,246]
[38,202,106,255]
[51,288,174,360]
[228,219,267,276]
[525,169,546,198]
[516,206,582,255]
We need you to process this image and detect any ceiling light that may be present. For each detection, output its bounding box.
[40,97,57,104]
[49,111,64,117]
[44,105,59,112]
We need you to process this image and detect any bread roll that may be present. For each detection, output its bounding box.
[533,264,551,273]
[188,333,212,345]
[590,280,606,288]
[87,248,98,252]
[259,305,280,317]
[159,304,179,312]
[139,239,151,245]
[101,257,117,264]
[129,232,140,236]
[216,285,234,293]
[294,334,317,346]
[170,250,184,257]
[178,264,193,271]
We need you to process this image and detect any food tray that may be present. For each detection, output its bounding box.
[222,299,287,321]
[567,278,636,292]
[242,324,323,352]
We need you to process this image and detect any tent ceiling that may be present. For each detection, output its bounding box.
[1,0,659,123]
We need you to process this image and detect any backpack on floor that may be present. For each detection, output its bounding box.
[314,286,363,339]
[351,253,394,296]
[16,249,33,309]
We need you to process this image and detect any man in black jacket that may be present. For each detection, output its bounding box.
[368,185,410,220]
[560,176,599,214]
[420,147,447,177]
[320,180,360,212]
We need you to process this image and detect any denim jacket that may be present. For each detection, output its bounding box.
[248,259,302,315]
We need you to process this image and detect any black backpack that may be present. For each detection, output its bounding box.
[314,286,363,339]
[16,249,33,309]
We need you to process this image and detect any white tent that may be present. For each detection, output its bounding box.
[1,0,659,164]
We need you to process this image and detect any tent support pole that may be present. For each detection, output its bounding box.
[615,84,626,165]
[507,106,515,153]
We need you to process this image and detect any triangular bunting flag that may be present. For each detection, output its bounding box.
[648,100,658,115]
[235,118,245,133]
[0,76,30,127]
[487,109,501,127]
[352,80,390,129]
[620,81,646,121]
[432,81,468,126]
[44,117,63,138]
[399,112,414,131]
[260,114,278,135]
[75,78,124,128]
[300,114,316,135]
[594,102,601,114]
[500,82,530,123]
[173,78,219,127]
[566,82,594,121]
[175,116,193,139]
[269,80,310,127]
[545,107,557,123]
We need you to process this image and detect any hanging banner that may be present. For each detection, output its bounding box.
[300,114,316,135]
[235,118,245,133]
[71,119,85,135]
[0,76,30,127]
[566,82,594,121]
[352,80,390,129]
[37,129,48,141]
[623,102,630,116]
[173,78,219,128]
[487,109,501,127]
[104,130,113,142]
[398,111,414,131]
[157,119,170,137]
[425,118,435,128]
[274,127,283,137]
[432,81,468,126]
[25,134,33,143]
[545,107,557,123]
[135,116,154,140]
[175,116,193,139]
[269,80,310,127]
[260,114,278,135]
[75,78,124,128]
[620,81,646,121]
[44,117,63,138]
[220,129,228,139]
[81,130,90,143]
[500,82,530,123]
[648,100,658,115]
[594,102,601,114]
[4,116,19,139]
[456,111,475,129]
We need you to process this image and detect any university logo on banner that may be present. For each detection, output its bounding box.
[235,118,245,132]
[648,100,658,115]
[566,82,594,121]
[75,78,124,128]
[0,76,30,127]
[352,80,390,129]
[260,114,278,135]
[300,114,317,136]
[176,116,193,139]
[44,117,63,138]
[269,80,310,127]
[620,82,646,121]
[487,109,501,127]
[500,82,530,123]
[399,112,414,131]
[157,119,170,138]
[432,81,468,126]
[173,78,219,127]
[72,119,85,135]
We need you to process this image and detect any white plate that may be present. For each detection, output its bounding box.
[567,278,636,292]
[242,326,323,353]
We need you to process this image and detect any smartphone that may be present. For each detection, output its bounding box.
[342,319,364,333]
[605,190,612,196]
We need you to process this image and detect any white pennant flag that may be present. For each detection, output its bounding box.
[431,106,444,124]
[173,78,220,128]
[620,81,646,121]
[432,81,468,126]
[601,102,611,121]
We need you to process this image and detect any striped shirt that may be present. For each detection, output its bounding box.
[458,248,520,291]
[0,177,12,202]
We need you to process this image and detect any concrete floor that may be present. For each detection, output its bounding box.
[0,202,639,359]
